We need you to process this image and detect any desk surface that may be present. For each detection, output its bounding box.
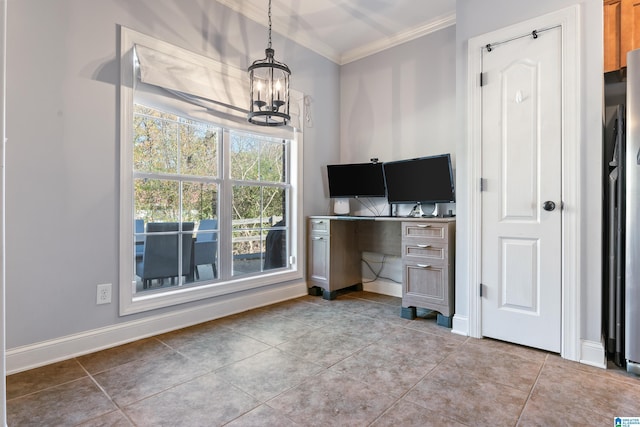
[310,215,456,223]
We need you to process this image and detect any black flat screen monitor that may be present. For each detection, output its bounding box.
[327,162,386,198]
[382,154,455,204]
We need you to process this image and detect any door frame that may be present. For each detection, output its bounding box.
[465,5,580,360]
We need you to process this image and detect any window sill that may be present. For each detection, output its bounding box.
[120,269,303,316]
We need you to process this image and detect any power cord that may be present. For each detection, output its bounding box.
[361,255,401,284]
[354,197,385,217]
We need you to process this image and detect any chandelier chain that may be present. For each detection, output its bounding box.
[268,0,272,49]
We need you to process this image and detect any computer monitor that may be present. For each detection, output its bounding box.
[327,162,386,198]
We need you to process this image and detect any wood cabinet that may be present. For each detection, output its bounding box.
[307,218,361,299]
[604,0,640,72]
[400,220,456,326]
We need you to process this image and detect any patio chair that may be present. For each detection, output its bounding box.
[136,222,194,289]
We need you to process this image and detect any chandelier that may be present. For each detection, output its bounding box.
[248,0,291,126]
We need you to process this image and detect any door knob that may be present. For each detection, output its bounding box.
[542,201,556,211]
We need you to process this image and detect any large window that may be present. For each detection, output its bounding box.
[119,28,302,315]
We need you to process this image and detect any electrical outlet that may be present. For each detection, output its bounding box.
[97,283,112,305]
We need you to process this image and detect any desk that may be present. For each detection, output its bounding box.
[307,216,456,326]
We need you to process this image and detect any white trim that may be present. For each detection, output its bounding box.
[465,31,484,340]
[6,281,307,375]
[362,279,402,298]
[466,5,582,361]
[580,339,606,369]
[558,5,582,364]
[451,314,469,337]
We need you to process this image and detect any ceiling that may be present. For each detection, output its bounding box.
[215,0,456,65]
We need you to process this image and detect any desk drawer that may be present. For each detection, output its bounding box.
[403,222,448,241]
[403,261,450,315]
[309,218,330,234]
[402,241,448,262]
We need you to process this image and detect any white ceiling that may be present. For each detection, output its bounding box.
[215,0,456,65]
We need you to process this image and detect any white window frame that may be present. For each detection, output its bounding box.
[119,27,304,316]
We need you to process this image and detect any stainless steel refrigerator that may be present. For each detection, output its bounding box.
[626,48,640,375]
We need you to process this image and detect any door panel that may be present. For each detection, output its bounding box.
[502,61,538,219]
[500,238,538,312]
[481,27,562,352]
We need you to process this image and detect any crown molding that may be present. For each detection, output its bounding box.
[215,0,455,65]
[340,12,456,65]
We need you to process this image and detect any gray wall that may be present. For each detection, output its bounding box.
[340,26,456,166]
[455,0,603,344]
[5,0,339,348]
[337,26,456,285]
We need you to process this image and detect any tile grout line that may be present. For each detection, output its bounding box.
[75,357,138,426]
[367,338,470,426]
[514,352,549,426]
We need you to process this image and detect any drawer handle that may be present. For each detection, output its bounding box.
[314,220,324,224]
[417,244,431,248]
[417,264,431,268]
[417,224,431,228]
[312,236,324,240]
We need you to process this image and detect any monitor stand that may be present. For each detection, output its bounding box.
[409,202,437,218]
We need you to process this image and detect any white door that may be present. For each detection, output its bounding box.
[481,27,562,353]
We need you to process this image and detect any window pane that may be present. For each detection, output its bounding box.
[193,219,218,282]
[232,229,263,276]
[134,222,194,292]
[134,105,178,174]
[182,182,218,223]
[180,121,219,177]
[262,187,286,221]
[232,185,264,278]
[232,184,261,222]
[264,228,287,270]
[263,188,287,270]
[260,139,286,183]
[183,182,219,283]
[230,132,287,183]
[134,178,180,222]
[230,132,260,181]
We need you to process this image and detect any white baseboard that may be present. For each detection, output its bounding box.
[451,314,469,337]
[6,281,307,374]
[579,339,606,369]
[362,280,402,297]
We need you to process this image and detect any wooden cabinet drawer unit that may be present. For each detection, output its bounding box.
[307,218,361,299]
[401,220,456,326]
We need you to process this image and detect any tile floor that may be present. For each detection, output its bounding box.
[7,291,640,426]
